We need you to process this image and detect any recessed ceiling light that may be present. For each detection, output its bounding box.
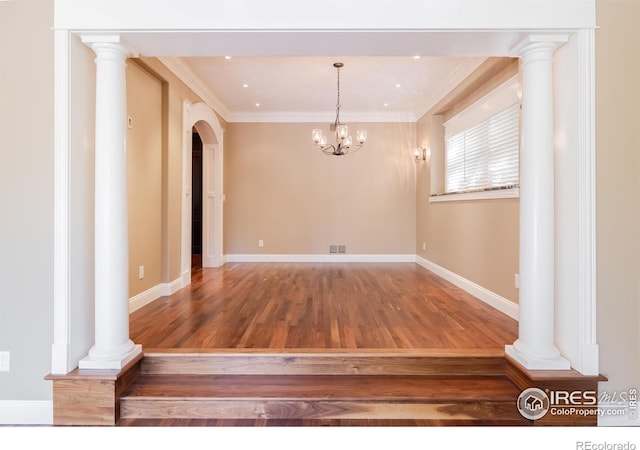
[224,56,232,60]
[413,55,421,60]
[395,84,401,88]
[242,83,249,88]
[384,103,389,107]
[255,102,260,107]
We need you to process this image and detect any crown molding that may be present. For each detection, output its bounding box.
[227,110,417,123]
[158,56,231,121]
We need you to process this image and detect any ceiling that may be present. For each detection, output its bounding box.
[120,29,530,123]
[179,55,487,122]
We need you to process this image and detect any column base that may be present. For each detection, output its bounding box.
[79,344,142,370]
[505,344,570,370]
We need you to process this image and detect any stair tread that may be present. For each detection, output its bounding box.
[122,374,520,401]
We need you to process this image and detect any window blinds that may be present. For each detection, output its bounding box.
[445,103,519,193]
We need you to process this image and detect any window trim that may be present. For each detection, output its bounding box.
[429,185,519,202]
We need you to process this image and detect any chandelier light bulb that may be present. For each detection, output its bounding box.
[345,135,353,147]
[312,129,324,144]
[337,124,349,140]
[356,130,367,144]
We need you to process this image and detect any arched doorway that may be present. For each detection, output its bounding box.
[180,101,224,287]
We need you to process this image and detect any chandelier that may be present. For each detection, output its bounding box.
[312,62,367,156]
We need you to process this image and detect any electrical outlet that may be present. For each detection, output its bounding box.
[258,240,264,248]
[514,273,520,289]
[139,266,144,280]
[0,351,10,372]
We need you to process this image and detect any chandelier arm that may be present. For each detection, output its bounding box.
[346,144,364,154]
[319,144,337,155]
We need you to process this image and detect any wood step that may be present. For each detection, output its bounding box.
[119,374,529,423]
[141,348,506,376]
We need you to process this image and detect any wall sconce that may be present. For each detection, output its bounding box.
[413,147,427,163]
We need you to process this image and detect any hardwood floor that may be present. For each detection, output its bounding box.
[117,263,525,427]
[47,263,603,427]
[129,262,517,350]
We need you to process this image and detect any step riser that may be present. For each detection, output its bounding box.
[120,352,530,425]
[142,354,506,376]
[120,399,521,421]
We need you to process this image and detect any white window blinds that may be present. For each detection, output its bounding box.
[445,103,520,193]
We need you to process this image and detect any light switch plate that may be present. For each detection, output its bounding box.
[0,351,9,372]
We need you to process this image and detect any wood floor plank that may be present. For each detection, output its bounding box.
[120,399,523,421]
[129,263,518,350]
[122,374,520,400]
[119,374,526,422]
[140,352,507,376]
[118,417,531,426]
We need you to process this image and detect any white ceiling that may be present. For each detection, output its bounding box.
[120,29,531,122]
[180,55,486,122]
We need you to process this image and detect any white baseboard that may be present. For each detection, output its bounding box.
[0,400,52,425]
[224,254,416,263]
[129,277,183,313]
[415,256,519,321]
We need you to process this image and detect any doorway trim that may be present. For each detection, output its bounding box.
[181,100,224,287]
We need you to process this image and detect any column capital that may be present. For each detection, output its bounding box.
[80,34,139,58]
[511,34,569,57]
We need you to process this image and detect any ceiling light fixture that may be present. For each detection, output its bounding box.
[312,62,366,156]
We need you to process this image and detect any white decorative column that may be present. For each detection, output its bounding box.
[79,36,141,369]
[505,35,570,370]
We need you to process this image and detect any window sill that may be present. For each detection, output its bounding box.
[429,187,519,202]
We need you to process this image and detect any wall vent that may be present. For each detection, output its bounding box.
[330,244,347,254]
[329,244,347,254]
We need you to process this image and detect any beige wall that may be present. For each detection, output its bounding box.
[415,74,520,303]
[126,61,163,296]
[224,122,416,255]
[132,58,206,286]
[0,0,54,400]
[595,0,640,425]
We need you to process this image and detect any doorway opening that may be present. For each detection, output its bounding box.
[191,131,203,271]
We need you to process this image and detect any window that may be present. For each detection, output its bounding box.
[445,103,519,193]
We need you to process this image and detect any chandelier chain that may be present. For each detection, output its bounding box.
[335,65,341,125]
